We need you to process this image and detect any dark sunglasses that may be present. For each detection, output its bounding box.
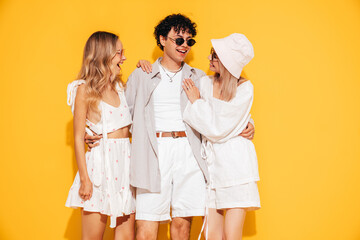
[210,48,218,61]
[168,37,196,47]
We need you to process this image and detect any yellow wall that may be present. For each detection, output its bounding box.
[1,0,360,239]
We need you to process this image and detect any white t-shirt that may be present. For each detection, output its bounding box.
[153,65,186,132]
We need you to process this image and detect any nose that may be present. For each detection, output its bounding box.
[122,55,126,61]
[182,39,190,48]
[208,54,212,60]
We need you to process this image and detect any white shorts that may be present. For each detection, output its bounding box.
[136,137,206,221]
[209,182,260,210]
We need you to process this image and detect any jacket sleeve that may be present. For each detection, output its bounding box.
[125,70,138,117]
[183,82,253,143]
[125,70,140,134]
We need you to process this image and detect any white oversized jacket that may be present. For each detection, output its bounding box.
[183,76,260,188]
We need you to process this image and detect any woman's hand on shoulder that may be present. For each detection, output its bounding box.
[136,60,152,74]
[183,78,200,104]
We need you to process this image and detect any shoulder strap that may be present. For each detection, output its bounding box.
[67,80,86,114]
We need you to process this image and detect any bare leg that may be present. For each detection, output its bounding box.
[136,220,159,240]
[170,217,192,240]
[114,214,135,240]
[206,208,225,240]
[224,208,246,240]
[81,210,107,240]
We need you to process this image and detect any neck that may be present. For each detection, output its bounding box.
[105,82,114,91]
[160,55,183,71]
[213,75,222,84]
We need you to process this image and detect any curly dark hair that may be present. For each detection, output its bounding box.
[154,14,197,51]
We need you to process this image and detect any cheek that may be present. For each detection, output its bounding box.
[113,56,120,64]
[165,45,176,56]
[215,64,220,72]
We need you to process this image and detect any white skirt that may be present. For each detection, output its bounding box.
[65,138,135,219]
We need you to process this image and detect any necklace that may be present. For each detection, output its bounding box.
[159,62,183,82]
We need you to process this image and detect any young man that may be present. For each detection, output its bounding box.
[126,14,207,240]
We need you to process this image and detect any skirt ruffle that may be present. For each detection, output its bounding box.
[65,138,135,218]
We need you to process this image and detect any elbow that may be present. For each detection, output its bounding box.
[74,135,85,146]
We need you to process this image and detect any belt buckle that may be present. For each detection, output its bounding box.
[171,131,179,139]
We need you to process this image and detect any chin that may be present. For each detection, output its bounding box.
[177,53,187,61]
[177,55,186,62]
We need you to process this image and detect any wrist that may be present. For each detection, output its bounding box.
[191,98,200,104]
[79,174,90,183]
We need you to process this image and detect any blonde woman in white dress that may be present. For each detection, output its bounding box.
[65,31,135,240]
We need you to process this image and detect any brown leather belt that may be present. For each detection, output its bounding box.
[156,131,187,138]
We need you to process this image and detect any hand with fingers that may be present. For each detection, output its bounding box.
[182,78,200,104]
[84,133,102,151]
[79,178,93,201]
[136,59,152,74]
[239,122,255,140]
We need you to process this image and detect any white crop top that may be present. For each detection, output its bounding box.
[67,80,132,135]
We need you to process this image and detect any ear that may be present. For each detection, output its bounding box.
[160,35,166,47]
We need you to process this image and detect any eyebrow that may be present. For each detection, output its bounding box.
[175,34,192,39]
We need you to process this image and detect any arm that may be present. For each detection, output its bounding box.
[183,80,253,143]
[73,85,93,201]
[183,78,255,140]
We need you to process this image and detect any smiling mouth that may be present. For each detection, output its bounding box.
[177,49,187,54]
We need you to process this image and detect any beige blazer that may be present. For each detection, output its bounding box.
[125,58,209,192]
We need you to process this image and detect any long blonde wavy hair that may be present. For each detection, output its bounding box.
[77,31,122,113]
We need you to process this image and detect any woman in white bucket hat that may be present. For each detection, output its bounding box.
[182,33,260,240]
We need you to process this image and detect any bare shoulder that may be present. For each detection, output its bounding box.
[75,83,87,102]
[72,82,88,117]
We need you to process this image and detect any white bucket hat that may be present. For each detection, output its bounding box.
[211,33,254,79]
